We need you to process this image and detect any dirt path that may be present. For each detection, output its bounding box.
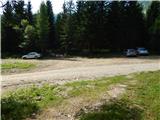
[2,62,160,93]
[2,56,160,75]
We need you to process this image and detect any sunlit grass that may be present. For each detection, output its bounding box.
[1,60,36,74]
[1,71,160,120]
[1,61,35,69]
[81,71,160,120]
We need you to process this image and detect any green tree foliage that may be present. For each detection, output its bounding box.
[56,1,149,54]
[153,17,160,52]
[73,1,108,53]
[82,2,104,53]
[107,1,122,51]
[147,1,160,28]
[19,19,37,51]
[26,1,33,25]
[107,1,146,50]
[12,0,28,52]
[36,2,49,52]
[1,1,18,54]
[124,1,146,48]
[56,1,75,54]
[64,0,77,54]
[22,25,37,51]
[149,17,160,53]
[13,0,26,24]
[46,0,55,50]
[147,1,160,53]
[2,1,160,56]
[21,19,29,27]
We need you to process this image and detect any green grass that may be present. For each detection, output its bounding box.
[1,75,127,120]
[1,61,35,70]
[131,71,160,120]
[80,99,143,120]
[80,71,160,120]
[2,71,160,120]
[1,85,63,120]
[64,76,128,97]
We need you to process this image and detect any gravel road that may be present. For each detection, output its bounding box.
[2,59,160,93]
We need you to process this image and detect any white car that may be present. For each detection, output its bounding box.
[126,49,137,57]
[22,52,41,59]
[137,48,149,55]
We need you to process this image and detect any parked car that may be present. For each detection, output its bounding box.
[125,49,137,57]
[22,52,41,59]
[137,47,149,55]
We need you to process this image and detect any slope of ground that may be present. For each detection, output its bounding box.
[1,71,160,120]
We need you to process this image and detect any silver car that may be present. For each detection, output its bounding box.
[137,48,149,55]
[22,52,41,59]
[126,49,137,57]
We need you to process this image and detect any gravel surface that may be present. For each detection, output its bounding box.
[2,58,160,93]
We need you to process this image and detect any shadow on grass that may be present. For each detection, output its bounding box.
[80,99,143,120]
[1,97,39,120]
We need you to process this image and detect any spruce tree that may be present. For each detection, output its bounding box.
[1,1,18,54]
[150,16,160,53]
[125,1,146,48]
[74,1,86,51]
[56,1,75,54]
[58,2,69,54]
[26,1,33,25]
[46,0,55,50]
[147,1,160,28]
[107,1,121,51]
[147,1,160,52]
[37,1,49,52]
[74,1,108,52]
[13,0,26,24]
[12,0,27,52]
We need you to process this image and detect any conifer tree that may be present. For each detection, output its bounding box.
[147,1,160,28]
[147,1,160,52]
[37,1,49,52]
[46,0,55,50]
[13,0,26,24]
[26,1,33,25]
[1,1,18,53]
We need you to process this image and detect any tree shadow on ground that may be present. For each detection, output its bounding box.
[1,97,39,120]
[39,54,160,60]
[40,57,81,61]
[80,99,143,120]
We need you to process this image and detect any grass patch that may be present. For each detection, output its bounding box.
[1,85,63,120]
[80,71,160,120]
[1,75,128,120]
[1,61,35,70]
[64,76,128,97]
[1,60,36,74]
[129,71,160,120]
[2,71,160,120]
[80,99,142,120]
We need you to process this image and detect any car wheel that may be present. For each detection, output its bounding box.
[35,56,38,59]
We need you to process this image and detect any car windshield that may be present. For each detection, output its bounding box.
[28,52,36,55]
[128,49,135,52]
[138,48,146,50]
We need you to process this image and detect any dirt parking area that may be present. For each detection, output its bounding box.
[1,56,160,93]
[2,56,160,75]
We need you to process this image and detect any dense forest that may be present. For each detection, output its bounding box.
[1,0,160,57]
